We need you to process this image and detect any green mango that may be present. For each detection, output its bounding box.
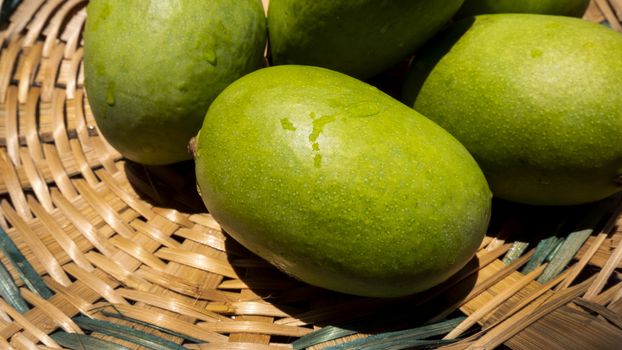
[403,15,622,205]
[267,0,464,80]
[195,65,491,297]
[84,0,266,165]
[457,0,590,18]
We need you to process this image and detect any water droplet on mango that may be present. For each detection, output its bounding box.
[206,50,217,65]
[105,86,115,106]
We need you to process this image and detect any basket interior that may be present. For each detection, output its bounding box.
[0,1,622,349]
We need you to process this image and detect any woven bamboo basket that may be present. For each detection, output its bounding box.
[0,0,621,349]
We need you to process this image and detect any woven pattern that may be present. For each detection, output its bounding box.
[0,1,621,349]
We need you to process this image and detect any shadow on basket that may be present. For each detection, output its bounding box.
[123,160,207,214]
[221,231,480,338]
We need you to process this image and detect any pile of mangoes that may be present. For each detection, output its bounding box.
[83,0,622,297]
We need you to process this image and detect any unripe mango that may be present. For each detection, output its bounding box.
[404,15,622,205]
[267,0,464,79]
[195,65,491,297]
[84,0,266,165]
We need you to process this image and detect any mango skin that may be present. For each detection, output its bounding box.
[457,0,589,18]
[195,65,491,297]
[267,0,464,80]
[84,0,266,165]
[404,15,622,205]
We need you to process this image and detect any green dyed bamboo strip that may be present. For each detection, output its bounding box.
[0,258,28,313]
[102,310,202,344]
[522,236,563,274]
[0,0,21,25]
[546,239,565,263]
[0,227,53,299]
[74,316,186,350]
[325,317,464,350]
[538,200,615,282]
[538,229,593,283]
[292,325,357,350]
[502,241,529,265]
[51,331,133,350]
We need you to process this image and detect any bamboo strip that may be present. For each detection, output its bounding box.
[439,272,571,350]
[51,89,70,154]
[574,298,622,329]
[0,38,23,104]
[41,0,86,57]
[62,8,86,59]
[0,151,30,219]
[49,189,116,257]
[68,137,99,187]
[429,249,536,324]
[0,206,8,232]
[173,227,227,252]
[115,288,229,323]
[19,288,83,334]
[130,219,181,250]
[22,0,64,48]
[584,225,622,299]
[196,320,312,338]
[587,281,622,306]
[42,143,78,199]
[20,152,53,212]
[558,231,609,290]
[62,263,128,306]
[153,207,195,229]
[0,299,59,348]
[0,335,14,350]
[596,0,622,30]
[188,214,222,231]
[85,252,153,292]
[38,42,64,102]
[497,269,570,323]
[43,277,100,319]
[229,313,275,346]
[64,45,82,99]
[0,1,46,45]
[155,248,239,279]
[206,301,295,318]
[0,95,13,158]
[109,235,167,272]
[134,266,237,302]
[22,87,43,162]
[91,304,228,344]
[72,315,185,350]
[611,0,622,18]
[11,332,42,350]
[96,169,157,221]
[16,42,41,104]
[73,179,136,239]
[611,283,622,305]
[478,236,494,250]
[26,196,93,271]
[466,276,595,350]
[0,201,71,286]
[48,331,133,350]
[445,264,547,340]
